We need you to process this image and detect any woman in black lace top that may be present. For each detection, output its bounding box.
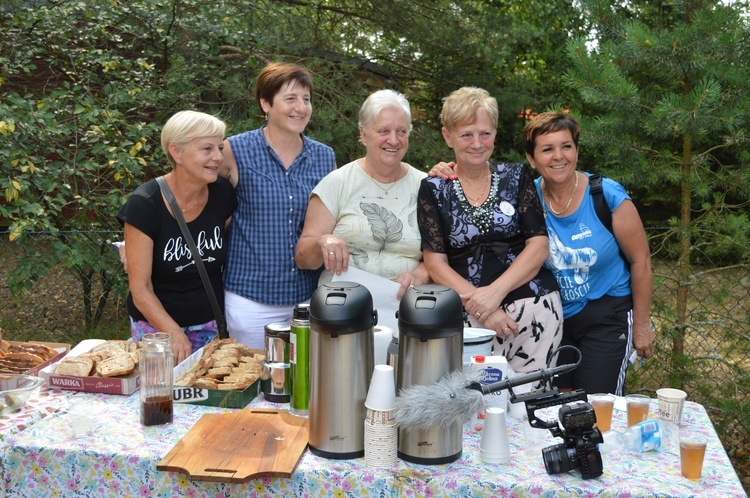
[417,87,562,374]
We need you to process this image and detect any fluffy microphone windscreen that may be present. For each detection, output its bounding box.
[393,370,486,431]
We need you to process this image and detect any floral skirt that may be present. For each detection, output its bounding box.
[129,318,218,354]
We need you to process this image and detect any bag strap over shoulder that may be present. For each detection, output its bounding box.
[588,173,613,234]
[155,176,229,339]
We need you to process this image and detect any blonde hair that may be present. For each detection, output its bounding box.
[161,111,226,167]
[440,87,498,131]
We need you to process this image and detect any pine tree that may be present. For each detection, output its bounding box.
[565,0,750,384]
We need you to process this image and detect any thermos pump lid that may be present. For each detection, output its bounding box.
[309,281,377,336]
[398,284,464,340]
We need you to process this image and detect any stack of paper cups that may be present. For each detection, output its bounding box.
[364,364,398,468]
[480,407,511,464]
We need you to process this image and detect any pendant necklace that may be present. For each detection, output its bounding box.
[456,163,490,207]
[361,159,404,195]
[464,171,490,206]
[543,172,579,216]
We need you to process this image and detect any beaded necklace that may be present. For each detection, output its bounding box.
[453,171,499,233]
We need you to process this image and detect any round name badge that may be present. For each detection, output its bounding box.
[500,201,515,216]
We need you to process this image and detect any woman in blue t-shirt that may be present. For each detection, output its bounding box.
[521,111,654,395]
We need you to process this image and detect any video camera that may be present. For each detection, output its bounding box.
[510,387,603,479]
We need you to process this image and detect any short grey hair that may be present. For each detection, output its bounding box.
[358,89,412,135]
[161,110,226,167]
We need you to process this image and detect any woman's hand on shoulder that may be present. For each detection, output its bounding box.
[428,161,456,180]
[117,242,128,274]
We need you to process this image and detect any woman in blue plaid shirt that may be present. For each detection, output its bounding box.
[219,62,336,349]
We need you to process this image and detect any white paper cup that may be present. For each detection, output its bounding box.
[365,364,396,411]
[657,388,687,425]
[480,407,510,464]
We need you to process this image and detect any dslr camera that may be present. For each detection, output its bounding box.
[515,388,603,479]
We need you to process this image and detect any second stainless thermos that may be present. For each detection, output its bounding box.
[396,284,464,464]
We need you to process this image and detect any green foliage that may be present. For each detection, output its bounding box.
[565,0,750,246]
[1,0,589,234]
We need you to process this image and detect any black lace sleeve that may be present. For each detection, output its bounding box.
[517,165,548,238]
[417,178,446,254]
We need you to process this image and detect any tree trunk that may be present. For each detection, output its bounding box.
[673,130,693,388]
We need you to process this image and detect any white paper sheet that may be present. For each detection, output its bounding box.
[331,267,401,334]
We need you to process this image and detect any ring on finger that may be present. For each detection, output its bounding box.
[328,251,335,255]
[476,312,482,318]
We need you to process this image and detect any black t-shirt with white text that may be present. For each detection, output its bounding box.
[117,177,237,326]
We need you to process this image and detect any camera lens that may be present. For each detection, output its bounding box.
[542,443,578,474]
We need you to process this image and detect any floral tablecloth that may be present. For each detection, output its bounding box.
[1,390,746,497]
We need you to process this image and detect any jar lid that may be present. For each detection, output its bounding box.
[294,303,310,320]
[265,321,291,337]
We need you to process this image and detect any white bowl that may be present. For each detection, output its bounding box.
[0,374,45,415]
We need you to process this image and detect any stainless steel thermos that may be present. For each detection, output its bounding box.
[396,284,464,464]
[260,322,292,403]
[308,282,377,459]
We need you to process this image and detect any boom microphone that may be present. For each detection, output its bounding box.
[393,361,579,431]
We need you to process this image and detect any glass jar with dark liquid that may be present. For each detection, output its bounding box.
[140,333,174,426]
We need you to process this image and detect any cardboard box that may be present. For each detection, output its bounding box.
[172,346,261,409]
[4,341,70,376]
[40,339,140,395]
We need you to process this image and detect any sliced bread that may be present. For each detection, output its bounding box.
[95,352,136,377]
[55,357,95,377]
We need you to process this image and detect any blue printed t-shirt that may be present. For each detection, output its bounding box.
[534,173,632,317]
[224,128,336,305]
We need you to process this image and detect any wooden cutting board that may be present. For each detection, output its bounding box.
[157,409,309,483]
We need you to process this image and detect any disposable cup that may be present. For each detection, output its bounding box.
[65,399,96,435]
[480,407,510,464]
[657,388,687,425]
[365,364,396,411]
[589,393,615,433]
[364,417,397,468]
[625,394,651,427]
[365,407,396,427]
[680,436,707,480]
